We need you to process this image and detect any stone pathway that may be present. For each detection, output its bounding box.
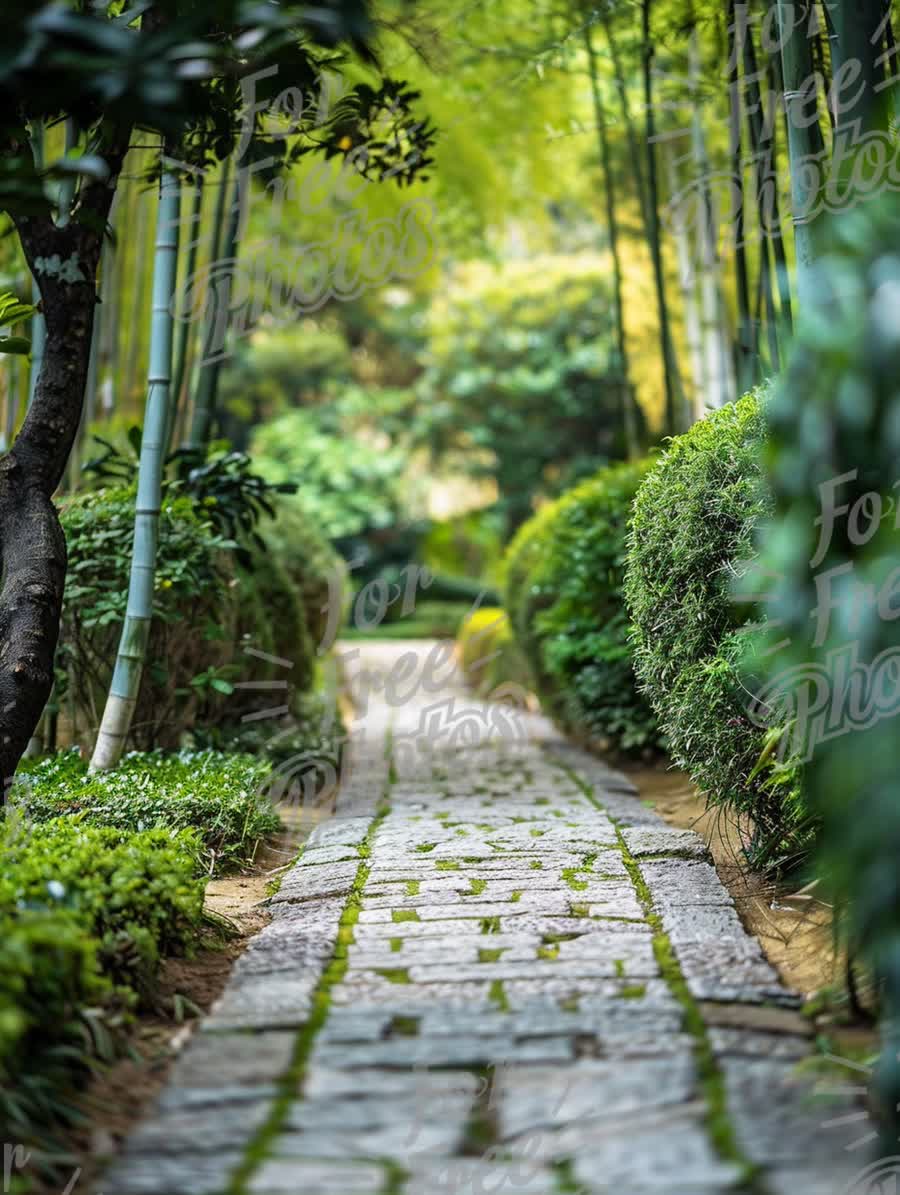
[104,641,872,1195]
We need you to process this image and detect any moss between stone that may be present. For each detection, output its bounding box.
[405,880,420,896]
[376,968,411,984]
[389,1015,420,1037]
[557,756,764,1190]
[562,867,589,892]
[479,947,504,963]
[436,860,461,871]
[392,909,420,923]
[389,937,403,953]
[488,979,510,1012]
[469,878,488,895]
[481,916,501,934]
[227,799,391,1195]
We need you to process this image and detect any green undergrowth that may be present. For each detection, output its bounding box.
[0,814,207,1162]
[16,748,280,876]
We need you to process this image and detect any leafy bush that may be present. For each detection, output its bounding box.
[2,818,204,995]
[625,390,808,869]
[0,814,205,1147]
[251,408,408,545]
[0,903,106,1150]
[505,461,660,754]
[15,749,279,875]
[57,487,237,750]
[259,495,346,648]
[421,508,506,588]
[415,256,645,532]
[457,607,532,698]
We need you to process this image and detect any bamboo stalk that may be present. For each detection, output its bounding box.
[91,156,180,770]
[584,23,639,457]
[776,0,826,308]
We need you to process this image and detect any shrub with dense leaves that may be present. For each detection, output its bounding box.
[57,487,237,750]
[415,256,645,532]
[625,390,808,869]
[0,814,205,1145]
[15,749,279,875]
[504,461,660,754]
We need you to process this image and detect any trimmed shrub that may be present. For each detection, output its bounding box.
[0,815,206,1147]
[625,389,808,869]
[2,818,204,996]
[504,461,660,754]
[457,607,532,699]
[15,749,279,875]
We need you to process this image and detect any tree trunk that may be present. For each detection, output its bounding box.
[0,143,124,791]
[91,159,179,770]
[584,24,639,457]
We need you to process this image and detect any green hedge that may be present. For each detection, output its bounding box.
[0,816,205,1140]
[16,749,279,876]
[504,460,661,754]
[625,390,808,870]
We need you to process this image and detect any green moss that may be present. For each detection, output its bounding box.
[436,860,461,871]
[481,916,501,934]
[537,945,559,961]
[389,938,403,953]
[530,860,542,870]
[479,947,504,963]
[405,880,420,896]
[377,968,411,984]
[618,983,646,999]
[468,878,487,896]
[389,1015,419,1036]
[488,979,510,1012]
[415,843,436,854]
[563,757,760,1184]
[562,867,588,892]
[510,890,523,903]
[392,909,420,923]
[226,801,390,1195]
[570,902,589,918]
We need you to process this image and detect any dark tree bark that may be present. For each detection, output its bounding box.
[0,140,127,794]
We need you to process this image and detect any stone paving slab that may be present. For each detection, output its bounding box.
[103,642,874,1195]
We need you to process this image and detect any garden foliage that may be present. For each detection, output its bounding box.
[505,461,660,754]
[625,390,808,870]
[756,204,900,1140]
